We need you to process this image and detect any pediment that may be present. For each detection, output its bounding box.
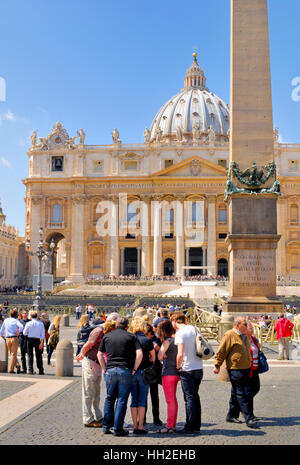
[152,156,227,178]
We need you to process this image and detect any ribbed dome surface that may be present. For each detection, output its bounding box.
[149,54,230,142]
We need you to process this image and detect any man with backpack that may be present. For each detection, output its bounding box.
[76,318,105,427]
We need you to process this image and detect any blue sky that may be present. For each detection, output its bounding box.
[0,0,299,234]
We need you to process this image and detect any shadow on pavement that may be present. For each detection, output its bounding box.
[257,416,300,427]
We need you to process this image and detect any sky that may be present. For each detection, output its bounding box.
[0,0,299,235]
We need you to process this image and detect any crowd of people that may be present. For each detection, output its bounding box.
[0,301,297,436]
[85,274,228,283]
[0,308,61,374]
[73,305,296,436]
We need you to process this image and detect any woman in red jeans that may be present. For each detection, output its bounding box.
[157,319,180,433]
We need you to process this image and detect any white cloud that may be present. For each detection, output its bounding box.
[0,109,29,125]
[3,109,16,121]
[0,157,12,168]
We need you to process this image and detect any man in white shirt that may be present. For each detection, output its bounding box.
[0,308,23,373]
[23,311,45,375]
[172,312,203,434]
[76,304,82,320]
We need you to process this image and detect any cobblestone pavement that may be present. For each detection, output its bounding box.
[0,380,34,402]
[0,317,299,445]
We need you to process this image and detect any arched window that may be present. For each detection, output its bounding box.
[290,204,299,224]
[52,204,62,223]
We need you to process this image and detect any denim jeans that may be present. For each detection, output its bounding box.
[130,369,149,408]
[227,368,254,423]
[180,369,203,431]
[103,367,133,433]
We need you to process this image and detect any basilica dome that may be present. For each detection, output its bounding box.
[149,54,230,143]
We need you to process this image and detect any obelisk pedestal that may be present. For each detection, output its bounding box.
[226,0,283,313]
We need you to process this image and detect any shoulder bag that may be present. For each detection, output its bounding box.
[257,350,269,374]
[142,364,158,385]
[194,327,215,360]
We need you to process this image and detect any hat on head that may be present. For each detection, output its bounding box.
[91,318,104,326]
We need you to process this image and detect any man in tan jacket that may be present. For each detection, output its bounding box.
[213,316,258,428]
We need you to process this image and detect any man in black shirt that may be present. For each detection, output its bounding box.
[98,317,143,436]
[19,310,30,373]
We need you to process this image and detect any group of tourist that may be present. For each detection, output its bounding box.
[0,301,296,436]
[0,308,61,374]
[74,305,297,436]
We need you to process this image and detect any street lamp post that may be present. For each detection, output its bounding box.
[26,227,55,310]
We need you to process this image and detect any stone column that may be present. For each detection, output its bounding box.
[203,246,207,274]
[152,196,162,276]
[30,196,43,278]
[109,196,120,277]
[120,247,125,275]
[207,195,217,276]
[185,247,190,277]
[69,196,85,283]
[175,195,185,277]
[141,195,151,277]
[137,247,141,276]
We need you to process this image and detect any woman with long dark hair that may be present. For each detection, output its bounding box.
[157,319,180,433]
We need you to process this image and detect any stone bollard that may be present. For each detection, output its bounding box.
[56,340,73,377]
[0,337,8,372]
[218,313,234,341]
[62,314,69,327]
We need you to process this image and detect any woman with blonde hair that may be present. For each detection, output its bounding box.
[47,315,61,365]
[129,317,155,434]
[76,314,91,356]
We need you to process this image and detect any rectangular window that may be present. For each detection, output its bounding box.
[124,160,138,171]
[218,233,227,239]
[164,159,174,169]
[94,161,103,172]
[218,208,227,224]
[51,156,64,172]
[165,209,174,224]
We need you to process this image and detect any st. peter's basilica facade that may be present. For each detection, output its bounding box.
[24,54,300,282]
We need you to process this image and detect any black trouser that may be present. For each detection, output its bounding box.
[227,368,254,423]
[180,369,203,431]
[27,337,44,374]
[19,337,27,372]
[145,381,160,423]
[248,370,260,416]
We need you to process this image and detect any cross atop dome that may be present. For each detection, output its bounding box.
[184,53,207,90]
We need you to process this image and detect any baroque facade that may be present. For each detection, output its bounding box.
[0,203,25,288]
[24,54,300,282]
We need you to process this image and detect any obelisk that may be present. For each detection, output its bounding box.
[225,0,283,313]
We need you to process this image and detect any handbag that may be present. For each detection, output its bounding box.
[258,351,269,374]
[194,327,215,360]
[142,364,158,385]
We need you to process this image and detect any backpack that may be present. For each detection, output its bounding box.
[77,324,94,345]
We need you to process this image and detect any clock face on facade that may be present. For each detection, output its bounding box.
[55,137,62,144]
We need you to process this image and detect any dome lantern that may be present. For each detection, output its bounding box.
[184,53,207,90]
